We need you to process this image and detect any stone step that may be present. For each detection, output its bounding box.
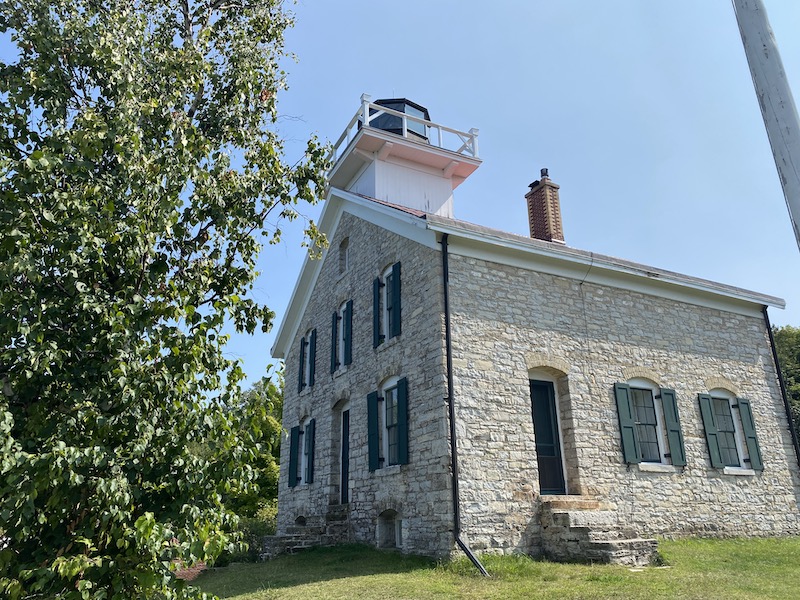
[584,538,658,567]
[284,525,325,536]
[325,509,350,522]
[544,509,618,528]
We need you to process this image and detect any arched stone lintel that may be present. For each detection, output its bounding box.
[705,376,739,395]
[331,390,351,410]
[621,366,662,386]
[525,353,570,377]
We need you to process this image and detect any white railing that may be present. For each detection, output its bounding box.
[328,93,479,168]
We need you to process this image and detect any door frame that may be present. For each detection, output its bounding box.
[340,404,350,504]
[529,377,568,495]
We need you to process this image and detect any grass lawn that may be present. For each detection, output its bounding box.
[195,538,800,599]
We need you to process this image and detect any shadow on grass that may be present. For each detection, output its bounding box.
[195,544,437,598]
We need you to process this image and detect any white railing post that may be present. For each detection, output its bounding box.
[360,93,372,128]
[468,128,479,157]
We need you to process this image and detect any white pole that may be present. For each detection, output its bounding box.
[733,0,800,251]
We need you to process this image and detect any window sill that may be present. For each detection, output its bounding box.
[375,335,401,353]
[637,463,681,474]
[723,466,757,476]
[374,464,402,477]
[333,365,349,378]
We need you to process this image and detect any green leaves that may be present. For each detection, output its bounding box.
[0,0,327,597]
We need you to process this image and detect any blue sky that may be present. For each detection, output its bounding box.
[230,1,800,385]
[5,2,799,386]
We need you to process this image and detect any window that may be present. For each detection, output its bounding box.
[339,238,349,274]
[699,390,763,471]
[288,418,315,487]
[614,380,686,466]
[297,329,316,393]
[367,377,409,471]
[330,300,353,373]
[373,262,401,348]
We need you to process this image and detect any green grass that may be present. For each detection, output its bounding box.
[195,538,800,599]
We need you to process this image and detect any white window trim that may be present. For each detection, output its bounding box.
[302,329,313,388]
[379,375,401,468]
[296,417,307,485]
[628,378,670,466]
[381,264,393,343]
[709,388,750,470]
[336,302,347,370]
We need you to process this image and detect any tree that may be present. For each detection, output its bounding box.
[224,373,283,518]
[0,0,327,597]
[772,325,800,438]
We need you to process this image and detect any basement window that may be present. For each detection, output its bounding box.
[377,509,402,549]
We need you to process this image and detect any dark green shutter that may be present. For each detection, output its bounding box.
[373,277,382,348]
[390,262,402,338]
[309,329,316,386]
[737,398,763,470]
[297,336,306,393]
[330,311,338,373]
[660,388,686,467]
[344,300,353,365]
[368,391,380,471]
[305,419,316,483]
[397,377,409,465]
[614,383,641,464]
[699,394,724,468]
[288,426,300,487]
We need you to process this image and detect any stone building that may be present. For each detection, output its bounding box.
[269,95,800,564]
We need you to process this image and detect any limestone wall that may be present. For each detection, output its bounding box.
[277,212,454,556]
[447,253,800,553]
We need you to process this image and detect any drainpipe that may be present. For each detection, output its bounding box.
[440,233,489,577]
[763,306,800,468]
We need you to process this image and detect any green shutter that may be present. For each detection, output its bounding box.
[660,388,686,467]
[297,336,306,393]
[737,398,763,470]
[344,300,353,366]
[288,426,300,488]
[373,277,382,348]
[614,383,641,464]
[309,329,316,386]
[390,261,402,338]
[397,377,409,465]
[699,394,724,468]
[330,311,338,373]
[305,419,316,483]
[368,391,380,472]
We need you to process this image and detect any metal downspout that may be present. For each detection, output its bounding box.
[763,306,800,468]
[440,233,489,577]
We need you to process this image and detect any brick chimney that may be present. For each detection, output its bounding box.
[525,168,565,244]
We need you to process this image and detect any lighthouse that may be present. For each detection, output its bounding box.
[327,93,482,218]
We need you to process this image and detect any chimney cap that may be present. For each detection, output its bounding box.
[529,168,551,189]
